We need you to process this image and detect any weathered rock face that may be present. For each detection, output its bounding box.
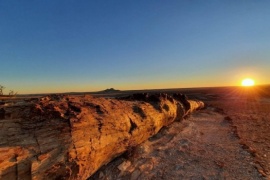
[0,94,204,179]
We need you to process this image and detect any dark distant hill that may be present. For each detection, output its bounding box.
[100,88,121,93]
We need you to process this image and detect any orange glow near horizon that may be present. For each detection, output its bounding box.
[241,78,255,86]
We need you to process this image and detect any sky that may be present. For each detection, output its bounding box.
[1,0,270,94]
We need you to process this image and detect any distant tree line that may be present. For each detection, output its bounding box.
[0,85,18,96]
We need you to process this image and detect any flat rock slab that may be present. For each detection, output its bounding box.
[90,109,263,179]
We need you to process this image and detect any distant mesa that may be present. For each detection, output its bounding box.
[101,88,121,93]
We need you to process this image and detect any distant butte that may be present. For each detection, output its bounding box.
[101,88,120,93]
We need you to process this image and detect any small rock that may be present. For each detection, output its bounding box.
[117,160,131,172]
[130,169,141,180]
[215,160,225,168]
[99,171,104,178]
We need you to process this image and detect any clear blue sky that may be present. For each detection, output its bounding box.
[1,1,270,94]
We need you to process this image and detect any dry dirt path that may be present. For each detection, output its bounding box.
[90,109,263,179]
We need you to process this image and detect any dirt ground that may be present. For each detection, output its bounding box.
[208,100,270,178]
[1,86,269,179]
[89,86,270,179]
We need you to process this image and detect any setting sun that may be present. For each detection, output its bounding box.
[241,78,255,86]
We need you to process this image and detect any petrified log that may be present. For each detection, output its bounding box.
[0,94,204,179]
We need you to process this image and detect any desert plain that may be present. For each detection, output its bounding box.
[0,85,270,179]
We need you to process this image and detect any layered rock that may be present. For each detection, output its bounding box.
[0,93,204,179]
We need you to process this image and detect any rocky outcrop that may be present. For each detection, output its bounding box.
[0,93,204,179]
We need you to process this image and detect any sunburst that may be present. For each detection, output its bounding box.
[241,78,255,86]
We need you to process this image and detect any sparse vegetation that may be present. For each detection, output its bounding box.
[0,84,18,96]
[0,85,5,95]
[9,90,17,96]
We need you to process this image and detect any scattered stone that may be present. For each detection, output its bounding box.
[117,161,131,172]
[130,169,141,180]
[99,172,104,178]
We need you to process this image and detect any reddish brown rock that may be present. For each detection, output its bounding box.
[0,94,204,179]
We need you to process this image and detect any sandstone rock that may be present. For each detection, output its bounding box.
[0,94,204,179]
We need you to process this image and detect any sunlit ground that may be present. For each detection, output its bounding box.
[225,78,261,102]
[223,82,270,105]
[208,84,270,177]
